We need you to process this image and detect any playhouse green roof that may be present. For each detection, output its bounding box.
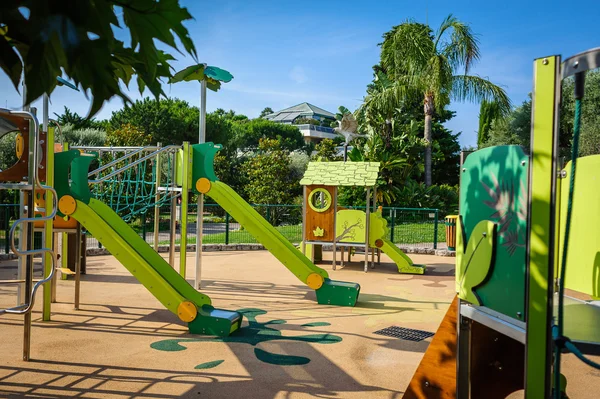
[300,162,380,187]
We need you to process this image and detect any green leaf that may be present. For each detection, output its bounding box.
[254,348,310,366]
[194,359,224,369]
[0,36,22,89]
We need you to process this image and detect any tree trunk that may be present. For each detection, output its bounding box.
[424,94,434,186]
[384,119,392,149]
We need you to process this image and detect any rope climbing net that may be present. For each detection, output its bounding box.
[74,145,181,222]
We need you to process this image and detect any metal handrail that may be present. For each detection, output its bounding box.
[0,110,57,316]
[72,145,162,151]
[86,146,148,177]
[88,145,180,184]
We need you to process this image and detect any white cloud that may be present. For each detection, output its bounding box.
[289,66,308,84]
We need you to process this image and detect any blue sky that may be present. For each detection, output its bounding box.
[1,0,600,147]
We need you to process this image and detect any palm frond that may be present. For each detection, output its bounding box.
[381,22,434,79]
[361,75,422,118]
[436,14,481,74]
[451,75,511,113]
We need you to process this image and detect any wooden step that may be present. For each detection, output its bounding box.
[58,267,76,276]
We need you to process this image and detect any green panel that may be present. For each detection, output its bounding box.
[88,199,211,307]
[54,150,81,205]
[315,279,360,306]
[459,145,528,319]
[336,209,366,243]
[368,212,389,246]
[208,181,328,280]
[72,200,185,314]
[380,239,426,274]
[456,219,496,305]
[558,156,600,298]
[303,242,313,259]
[526,55,559,399]
[191,142,221,188]
[335,209,387,245]
[70,154,95,203]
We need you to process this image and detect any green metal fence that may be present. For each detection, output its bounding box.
[85,203,442,250]
[0,203,443,254]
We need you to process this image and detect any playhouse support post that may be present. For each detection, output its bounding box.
[332,186,337,270]
[301,185,306,256]
[365,187,370,273]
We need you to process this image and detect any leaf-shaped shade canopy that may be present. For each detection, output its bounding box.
[170,64,233,92]
[204,66,233,83]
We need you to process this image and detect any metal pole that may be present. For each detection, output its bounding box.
[179,142,190,278]
[4,207,9,254]
[364,188,370,273]
[169,151,177,267]
[23,107,37,361]
[154,143,161,251]
[195,77,207,289]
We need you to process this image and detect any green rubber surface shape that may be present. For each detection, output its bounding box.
[459,145,528,319]
[380,239,426,274]
[71,200,186,314]
[207,181,329,282]
[88,199,211,307]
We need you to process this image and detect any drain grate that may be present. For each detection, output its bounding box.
[373,326,434,342]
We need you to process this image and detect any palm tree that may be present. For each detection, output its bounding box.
[371,15,511,186]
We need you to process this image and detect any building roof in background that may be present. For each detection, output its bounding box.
[300,161,380,187]
[265,102,336,123]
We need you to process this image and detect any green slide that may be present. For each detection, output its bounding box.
[379,238,426,275]
[71,199,242,336]
[205,180,360,307]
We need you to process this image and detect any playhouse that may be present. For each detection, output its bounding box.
[300,161,426,274]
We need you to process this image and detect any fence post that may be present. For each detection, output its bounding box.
[142,213,147,242]
[433,209,439,249]
[225,212,230,245]
[5,207,9,254]
[390,208,395,243]
[265,206,271,224]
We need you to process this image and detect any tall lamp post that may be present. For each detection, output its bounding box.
[170,64,233,289]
